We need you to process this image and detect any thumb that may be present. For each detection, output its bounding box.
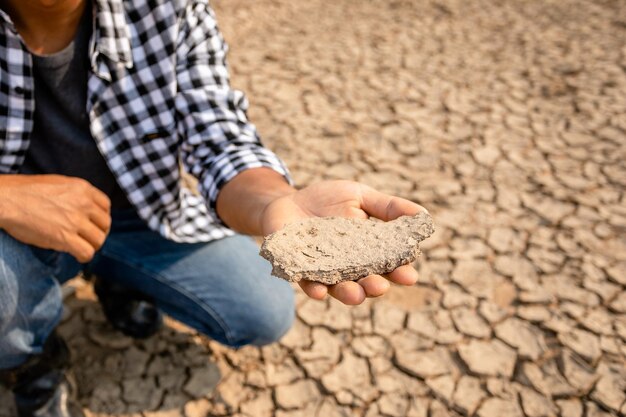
[359,184,429,221]
[261,201,308,236]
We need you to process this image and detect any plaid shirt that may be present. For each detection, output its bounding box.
[0,0,291,243]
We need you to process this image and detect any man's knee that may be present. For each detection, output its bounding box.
[230,281,296,347]
[0,232,28,333]
[0,231,63,366]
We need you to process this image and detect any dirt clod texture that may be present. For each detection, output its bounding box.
[260,212,435,284]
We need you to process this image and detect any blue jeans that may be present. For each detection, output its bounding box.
[0,209,295,369]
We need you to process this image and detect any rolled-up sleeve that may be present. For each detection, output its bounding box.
[175,2,292,219]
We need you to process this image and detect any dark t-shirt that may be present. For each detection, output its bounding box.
[20,1,131,209]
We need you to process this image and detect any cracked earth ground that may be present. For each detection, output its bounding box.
[1,0,626,416]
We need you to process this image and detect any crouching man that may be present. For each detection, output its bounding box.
[0,0,427,415]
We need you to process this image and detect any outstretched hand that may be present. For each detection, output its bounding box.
[260,180,429,305]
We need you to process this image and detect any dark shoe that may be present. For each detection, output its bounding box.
[0,332,85,417]
[94,276,163,339]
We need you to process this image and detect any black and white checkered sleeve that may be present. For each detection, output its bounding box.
[175,2,292,221]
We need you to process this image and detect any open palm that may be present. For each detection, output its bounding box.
[260,180,429,305]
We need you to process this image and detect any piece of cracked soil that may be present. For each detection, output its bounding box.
[259,212,434,284]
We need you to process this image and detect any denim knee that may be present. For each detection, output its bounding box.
[0,232,64,368]
[231,281,296,347]
[0,232,30,334]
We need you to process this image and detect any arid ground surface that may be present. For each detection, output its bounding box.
[2,0,626,416]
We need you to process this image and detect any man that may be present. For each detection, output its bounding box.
[0,0,427,416]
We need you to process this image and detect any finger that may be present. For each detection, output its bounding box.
[299,280,328,300]
[328,281,366,305]
[359,184,428,221]
[89,205,112,233]
[357,275,390,298]
[74,177,111,212]
[89,186,112,212]
[65,234,96,263]
[385,264,419,286]
[78,218,108,251]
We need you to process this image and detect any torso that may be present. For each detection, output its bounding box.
[19,0,131,209]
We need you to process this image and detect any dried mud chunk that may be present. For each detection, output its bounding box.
[260,212,434,284]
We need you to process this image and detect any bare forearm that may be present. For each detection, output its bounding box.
[215,168,295,235]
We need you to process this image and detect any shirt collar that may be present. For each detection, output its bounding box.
[0,0,133,70]
[0,8,12,26]
[93,0,133,69]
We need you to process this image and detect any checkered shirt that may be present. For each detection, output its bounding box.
[0,0,291,242]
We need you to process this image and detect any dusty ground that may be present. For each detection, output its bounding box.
[1,0,625,415]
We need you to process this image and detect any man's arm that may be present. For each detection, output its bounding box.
[175,3,292,224]
[217,169,427,305]
[216,168,295,236]
[175,3,428,305]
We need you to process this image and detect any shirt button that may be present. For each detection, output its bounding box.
[14,86,25,95]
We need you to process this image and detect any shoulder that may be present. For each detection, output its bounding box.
[120,0,220,54]
[123,0,211,18]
